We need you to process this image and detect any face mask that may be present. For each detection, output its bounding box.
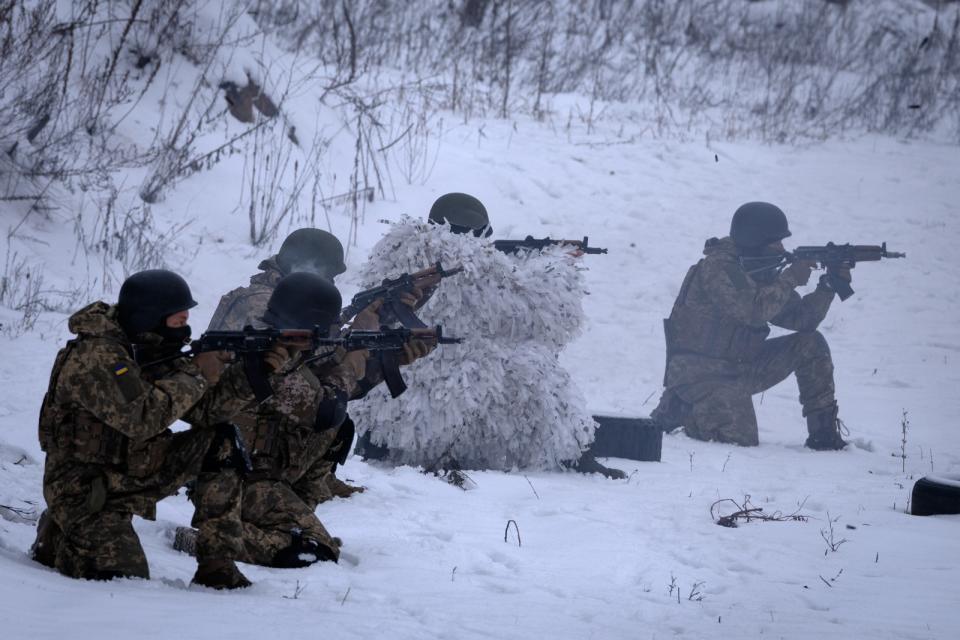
[154,324,192,345]
[739,243,786,283]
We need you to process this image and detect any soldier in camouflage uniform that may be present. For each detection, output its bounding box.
[202,228,367,502]
[651,202,850,449]
[222,272,431,566]
[30,270,286,588]
[202,228,426,501]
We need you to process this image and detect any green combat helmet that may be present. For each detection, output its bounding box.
[729,201,792,250]
[428,192,493,238]
[263,272,342,329]
[116,269,198,335]
[277,228,347,281]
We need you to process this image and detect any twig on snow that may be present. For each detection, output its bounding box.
[711,495,808,528]
[504,519,521,547]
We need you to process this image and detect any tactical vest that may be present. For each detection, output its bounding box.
[237,365,343,484]
[664,261,770,365]
[38,338,171,476]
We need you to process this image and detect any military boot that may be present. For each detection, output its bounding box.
[192,559,251,589]
[326,473,365,499]
[30,509,61,568]
[650,388,691,432]
[804,403,849,451]
[567,452,627,480]
[272,530,339,568]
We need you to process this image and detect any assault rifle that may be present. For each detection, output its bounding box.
[341,262,464,328]
[191,325,461,400]
[182,326,329,401]
[493,235,608,256]
[316,326,462,398]
[741,242,905,301]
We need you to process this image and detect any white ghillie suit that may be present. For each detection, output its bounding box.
[349,218,597,471]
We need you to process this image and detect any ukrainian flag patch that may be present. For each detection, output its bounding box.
[114,363,129,376]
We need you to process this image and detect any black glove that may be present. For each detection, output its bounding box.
[819,265,854,300]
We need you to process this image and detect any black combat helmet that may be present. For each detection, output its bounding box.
[428,192,493,238]
[730,202,792,250]
[263,272,342,329]
[116,269,198,335]
[276,228,347,280]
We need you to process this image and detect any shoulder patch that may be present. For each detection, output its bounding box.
[112,361,143,401]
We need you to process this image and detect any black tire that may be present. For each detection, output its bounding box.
[911,475,960,516]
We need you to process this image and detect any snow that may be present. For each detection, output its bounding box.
[3,6,960,639]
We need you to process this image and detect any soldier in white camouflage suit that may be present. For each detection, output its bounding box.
[353,193,624,478]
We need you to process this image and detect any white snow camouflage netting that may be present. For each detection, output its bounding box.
[349,219,597,470]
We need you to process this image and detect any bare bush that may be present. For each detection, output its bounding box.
[251,0,960,143]
[0,237,85,336]
[711,495,810,528]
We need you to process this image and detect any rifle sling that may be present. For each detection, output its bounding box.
[242,351,274,402]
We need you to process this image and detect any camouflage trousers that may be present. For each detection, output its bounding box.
[660,331,836,446]
[35,426,243,580]
[237,477,340,566]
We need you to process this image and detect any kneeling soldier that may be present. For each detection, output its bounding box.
[31,270,285,587]
[652,202,849,449]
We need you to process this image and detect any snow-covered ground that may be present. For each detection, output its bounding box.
[2,118,958,638]
[2,2,960,631]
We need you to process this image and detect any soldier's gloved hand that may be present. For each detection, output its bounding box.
[819,265,853,294]
[351,299,382,331]
[262,344,292,372]
[341,349,369,381]
[827,265,852,284]
[398,339,434,366]
[195,350,231,384]
[783,260,815,286]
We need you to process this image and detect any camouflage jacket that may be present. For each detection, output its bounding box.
[39,302,256,482]
[664,237,834,385]
[233,352,358,485]
[204,256,384,398]
[207,256,284,331]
